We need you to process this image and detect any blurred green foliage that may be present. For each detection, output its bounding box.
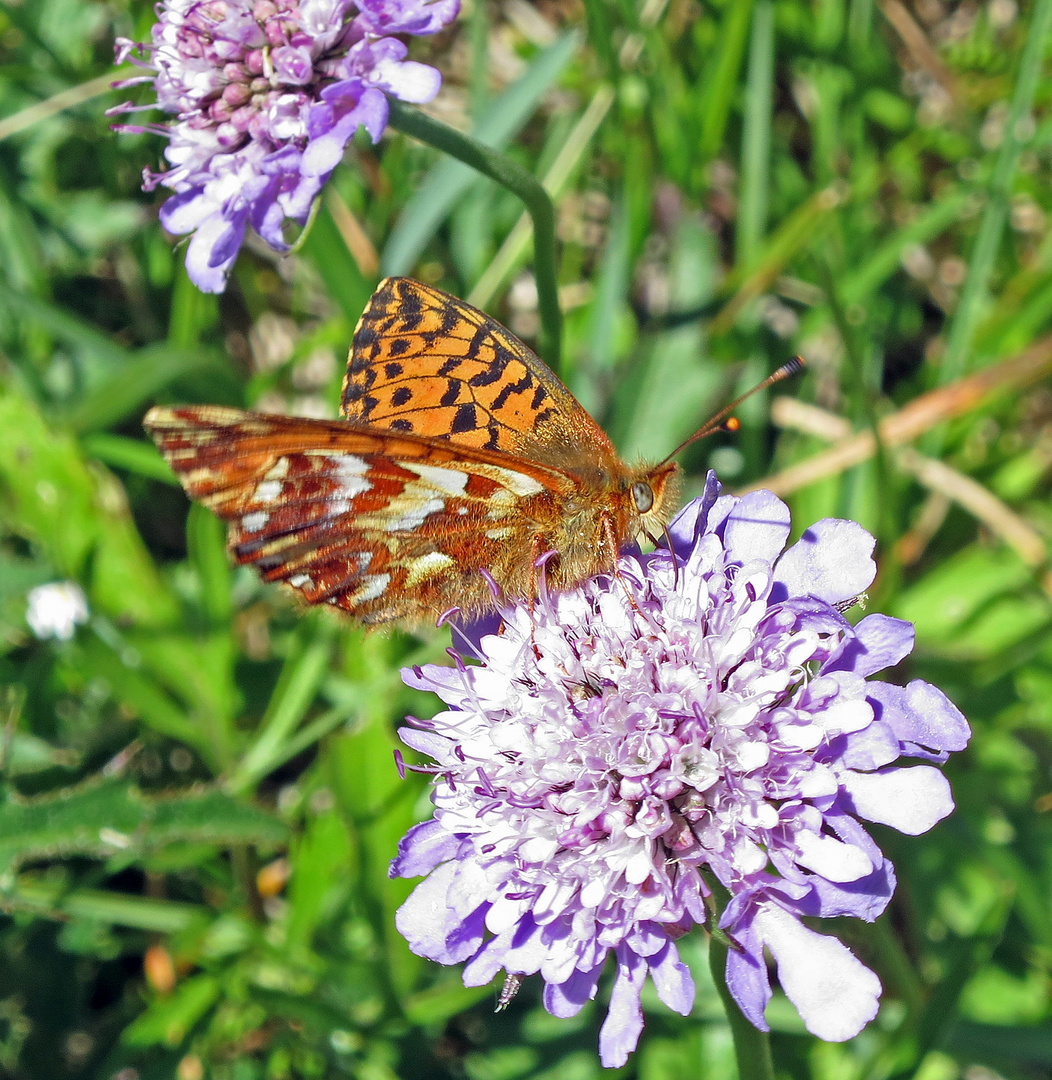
[1,0,1052,1077]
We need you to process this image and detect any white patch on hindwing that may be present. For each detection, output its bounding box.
[253,458,290,504]
[328,453,371,500]
[385,496,445,532]
[255,479,283,503]
[404,551,455,587]
[352,573,390,604]
[403,463,469,495]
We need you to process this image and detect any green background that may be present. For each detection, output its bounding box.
[1,0,1051,1077]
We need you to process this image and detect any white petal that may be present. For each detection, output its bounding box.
[841,766,954,834]
[755,903,881,1040]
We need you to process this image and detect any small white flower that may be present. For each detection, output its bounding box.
[26,582,89,641]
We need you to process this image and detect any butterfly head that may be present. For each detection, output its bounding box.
[629,460,681,536]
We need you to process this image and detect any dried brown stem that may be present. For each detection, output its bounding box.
[759,383,1052,600]
[742,335,1052,497]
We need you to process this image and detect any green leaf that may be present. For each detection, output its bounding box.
[59,343,223,434]
[81,433,179,485]
[0,385,179,627]
[121,973,221,1048]
[299,201,375,325]
[0,778,288,869]
[2,873,206,933]
[187,502,233,625]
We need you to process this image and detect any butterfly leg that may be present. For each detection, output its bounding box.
[527,532,552,658]
[601,511,646,618]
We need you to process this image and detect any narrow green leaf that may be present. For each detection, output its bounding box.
[736,0,774,266]
[698,0,755,160]
[168,264,219,348]
[82,433,178,485]
[61,344,223,434]
[299,201,375,325]
[228,621,336,794]
[121,974,221,1048]
[3,874,206,933]
[187,502,233,625]
[147,787,289,848]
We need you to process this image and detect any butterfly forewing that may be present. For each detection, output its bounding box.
[344,278,621,473]
[145,405,575,623]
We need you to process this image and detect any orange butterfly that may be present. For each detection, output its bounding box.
[146,278,795,627]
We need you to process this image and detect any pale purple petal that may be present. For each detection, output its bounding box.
[184,208,246,292]
[666,472,722,557]
[774,519,876,603]
[836,721,901,771]
[356,0,460,35]
[805,864,896,921]
[389,819,460,878]
[649,941,695,1015]
[158,187,215,234]
[599,947,647,1068]
[723,909,771,1030]
[396,862,464,962]
[867,681,971,754]
[372,57,442,102]
[794,830,874,882]
[825,614,915,677]
[719,489,791,567]
[543,962,604,1018]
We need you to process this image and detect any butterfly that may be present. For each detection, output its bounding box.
[146,278,797,627]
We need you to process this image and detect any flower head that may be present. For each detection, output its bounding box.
[390,475,970,1066]
[112,0,458,291]
[26,581,89,641]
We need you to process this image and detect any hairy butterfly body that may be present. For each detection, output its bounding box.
[145,278,680,626]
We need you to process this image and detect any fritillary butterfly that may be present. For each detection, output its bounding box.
[146,278,795,627]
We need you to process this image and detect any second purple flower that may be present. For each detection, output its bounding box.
[112,0,459,292]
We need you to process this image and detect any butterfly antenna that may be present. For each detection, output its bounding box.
[658,356,805,467]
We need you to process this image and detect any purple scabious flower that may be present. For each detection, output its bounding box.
[111,0,458,292]
[390,475,970,1067]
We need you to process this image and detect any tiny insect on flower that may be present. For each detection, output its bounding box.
[389,476,971,1067]
[111,0,459,292]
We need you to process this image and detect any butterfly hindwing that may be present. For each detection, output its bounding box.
[145,405,574,623]
[343,278,620,471]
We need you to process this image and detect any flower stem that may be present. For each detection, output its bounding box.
[708,929,776,1080]
[386,99,562,371]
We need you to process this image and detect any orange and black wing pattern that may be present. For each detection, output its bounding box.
[342,278,619,470]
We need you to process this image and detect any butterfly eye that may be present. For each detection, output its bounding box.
[632,481,654,514]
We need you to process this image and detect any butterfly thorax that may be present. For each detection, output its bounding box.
[509,459,681,595]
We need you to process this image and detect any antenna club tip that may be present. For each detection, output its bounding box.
[724,416,741,433]
[782,356,805,376]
